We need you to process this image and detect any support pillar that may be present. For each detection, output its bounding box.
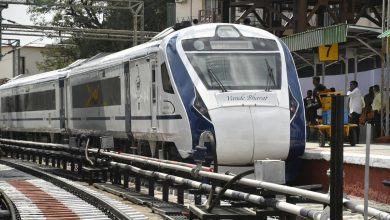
[0,4,8,61]
[222,0,230,23]
[293,0,307,33]
[330,95,345,220]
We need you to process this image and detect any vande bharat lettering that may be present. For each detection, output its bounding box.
[227,94,269,102]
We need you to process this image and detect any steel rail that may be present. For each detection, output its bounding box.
[0,138,388,219]
[0,138,82,151]
[0,144,84,160]
[0,188,17,220]
[0,138,212,171]
[0,159,133,220]
[90,149,390,220]
[105,159,324,219]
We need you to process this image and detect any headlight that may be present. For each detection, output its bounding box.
[289,88,298,120]
[194,90,211,120]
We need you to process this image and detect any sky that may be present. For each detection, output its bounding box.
[2,5,54,46]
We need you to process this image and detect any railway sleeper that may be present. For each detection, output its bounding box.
[81,166,109,185]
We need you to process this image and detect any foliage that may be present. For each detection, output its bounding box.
[29,0,173,71]
[36,43,79,72]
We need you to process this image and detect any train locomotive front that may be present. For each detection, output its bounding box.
[162,24,305,166]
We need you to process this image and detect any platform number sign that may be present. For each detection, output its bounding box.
[319,43,339,61]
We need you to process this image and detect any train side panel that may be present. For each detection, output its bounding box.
[0,88,12,129]
[0,81,62,133]
[66,64,126,138]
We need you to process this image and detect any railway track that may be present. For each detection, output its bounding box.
[0,160,148,220]
[1,138,390,220]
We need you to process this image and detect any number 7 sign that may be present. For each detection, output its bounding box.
[319,43,339,61]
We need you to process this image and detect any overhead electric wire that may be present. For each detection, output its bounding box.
[1,17,52,59]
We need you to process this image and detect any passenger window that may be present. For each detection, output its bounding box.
[161,63,174,94]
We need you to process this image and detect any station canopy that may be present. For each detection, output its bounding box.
[281,24,382,77]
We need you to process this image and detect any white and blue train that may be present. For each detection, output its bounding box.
[0,23,305,167]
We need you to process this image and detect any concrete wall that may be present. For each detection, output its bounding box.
[176,0,204,22]
[299,68,381,97]
[0,46,47,80]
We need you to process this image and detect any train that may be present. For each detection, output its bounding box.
[0,23,305,167]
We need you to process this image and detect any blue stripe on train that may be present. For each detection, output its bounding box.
[280,40,306,183]
[165,36,214,151]
[280,40,306,159]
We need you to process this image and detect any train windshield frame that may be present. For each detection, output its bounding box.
[182,38,282,91]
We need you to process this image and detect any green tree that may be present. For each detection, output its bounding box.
[36,43,79,72]
[30,0,173,71]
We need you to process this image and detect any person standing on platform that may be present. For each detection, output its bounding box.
[304,90,315,124]
[372,84,382,139]
[312,76,327,95]
[312,76,327,121]
[364,86,374,113]
[347,81,364,144]
[304,90,321,141]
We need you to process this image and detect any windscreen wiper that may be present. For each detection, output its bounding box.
[265,59,276,92]
[207,68,227,92]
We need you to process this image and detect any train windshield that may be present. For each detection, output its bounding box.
[182,38,281,91]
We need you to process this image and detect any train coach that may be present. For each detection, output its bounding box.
[0,23,305,170]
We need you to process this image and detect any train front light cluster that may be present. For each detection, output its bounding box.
[289,89,298,120]
[194,90,210,120]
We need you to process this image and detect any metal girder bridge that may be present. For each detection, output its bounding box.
[219,0,383,37]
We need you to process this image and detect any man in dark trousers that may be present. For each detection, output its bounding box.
[347,81,364,144]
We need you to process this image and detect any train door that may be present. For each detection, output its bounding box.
[129,57,157,136]
[150,59,158,131]
[124,61,131,134]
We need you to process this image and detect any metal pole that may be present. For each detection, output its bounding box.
[105,160,324,219]
[364,124,372,220]
[386,0,390,136]
[133,14,138,46]
[354,48,358,81]
[88,148,390,219]
[314,51,318,77]
[381,0,386,137]
[330,95,344,220]
[190,0,192,21]
[345,53,349,93]
[0,4,8,61]
[0,6,2,61]
[322,62,325,85]
[222,0,230,23]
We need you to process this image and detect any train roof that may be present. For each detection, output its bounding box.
[0,23,277,90]
[0,69,69,90]
[0,41,160,90]
[68,40,160,76]
[174,23,277,41]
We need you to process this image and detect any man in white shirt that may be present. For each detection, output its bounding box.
[347,81,364,144]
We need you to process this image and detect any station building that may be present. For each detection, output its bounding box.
[0,45,47,84]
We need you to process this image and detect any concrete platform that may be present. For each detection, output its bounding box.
[298,142,390,204]
[303,142,390,169]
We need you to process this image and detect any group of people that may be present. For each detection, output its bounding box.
[304,76,382,143]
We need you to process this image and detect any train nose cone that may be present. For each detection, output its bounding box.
[209,107,254,165]
[209,106,290,165]
[251,107,290,160]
